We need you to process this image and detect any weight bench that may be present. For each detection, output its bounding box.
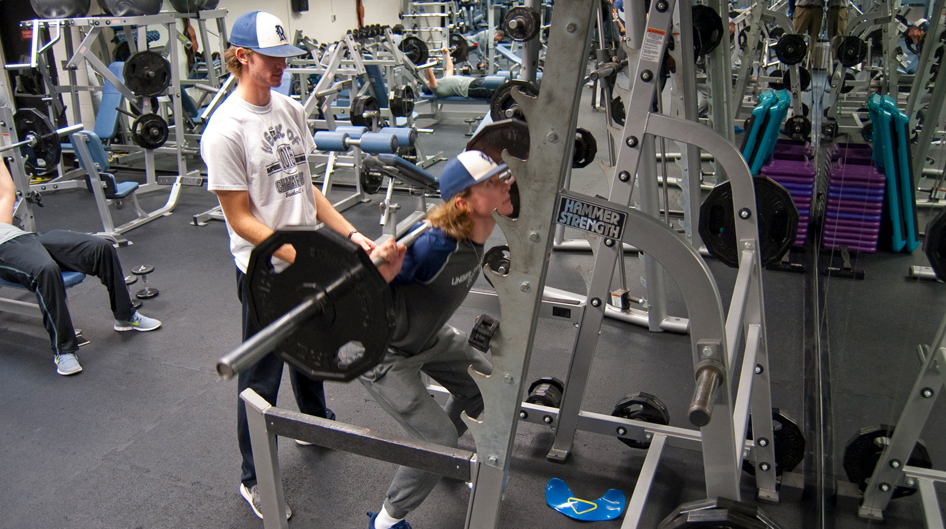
[363,154,440,239]
[0,271,86,318]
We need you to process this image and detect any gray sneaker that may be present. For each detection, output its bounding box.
[240,483,291,520]
[55,353,82,376]
[114,311,162,332]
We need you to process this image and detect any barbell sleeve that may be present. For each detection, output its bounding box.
[216,295,324,380]
[687,366,722,427]
[0,123,84,153]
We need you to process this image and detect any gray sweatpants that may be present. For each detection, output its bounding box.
[359,325,491,519]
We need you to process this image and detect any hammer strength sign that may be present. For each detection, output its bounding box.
[556,195,626,240]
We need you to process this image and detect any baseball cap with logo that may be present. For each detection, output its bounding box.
[914,18,930,32]
[438,150,510,201]
[229,11,305,57]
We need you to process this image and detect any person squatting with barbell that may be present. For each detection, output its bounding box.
[200,11,405,520]
[360,150,515,529]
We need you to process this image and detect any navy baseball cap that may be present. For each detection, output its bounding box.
[439,150,509,201]
[229,11,305,57]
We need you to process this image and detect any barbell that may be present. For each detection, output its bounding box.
[217,223,431,382]
[3,109,83,175]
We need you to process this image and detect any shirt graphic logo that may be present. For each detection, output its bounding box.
[277,144,294,170]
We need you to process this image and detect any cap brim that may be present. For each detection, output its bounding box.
[249,44,307,57]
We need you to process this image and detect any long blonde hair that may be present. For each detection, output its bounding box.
[426,189,474,240]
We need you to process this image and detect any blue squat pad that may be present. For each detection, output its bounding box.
[546,478,625,521]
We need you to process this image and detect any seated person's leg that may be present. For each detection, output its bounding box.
[0,234,79,358]
[35,230,138,323]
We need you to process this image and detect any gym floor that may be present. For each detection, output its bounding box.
[1,81,945,529]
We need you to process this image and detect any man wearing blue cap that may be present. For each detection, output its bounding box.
[359,150,514,529]
[201,10,403,521]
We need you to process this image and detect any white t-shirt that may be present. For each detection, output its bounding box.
[203,91,318,272]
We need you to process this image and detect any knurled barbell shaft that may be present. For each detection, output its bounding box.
[216,223,431,380]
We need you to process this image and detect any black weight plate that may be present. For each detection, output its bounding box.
[573,127,597,168]
[123,50,171,97]
[843,425,934,498]
[503,6,540,42]
[360,167,383,194]
[782,66,811,91]
[742,408,806,476]
[767,68,784,90]
[489,79,539,122]
[692,5,724,56]
[350,96,381,127]
[131,113,169,149]
[449,33,469,62]
[776,34,807,65]
[612,392,670,449]
[738,28,750,50]
[482,244,511,287]
[837,36,868,67]
[245,227,396,382]
[924,208,946,281]
[784,115,811,139]
[526,377,564,407]
[398,36,429,65]
[768,26,786,40]
[611,96,626,126]
[698,176,799,268]
[840,71,857,94]
[861,122,874,143]
[13,108,60,175]
[467,118,530,162]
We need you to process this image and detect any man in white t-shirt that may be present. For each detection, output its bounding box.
[201,11,404,521]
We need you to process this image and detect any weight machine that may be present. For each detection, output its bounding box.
[217,1,798,528]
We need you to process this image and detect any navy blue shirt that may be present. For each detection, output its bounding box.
[390,224,484,353]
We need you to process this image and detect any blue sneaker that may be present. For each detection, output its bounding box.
[368,511,413,529]
[114,311,162,332]
[55,353,82,375]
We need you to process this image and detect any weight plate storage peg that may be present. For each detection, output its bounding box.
[489,80,539,122]
[526,377,565,408]
[843,425,933,498]
[775,34,807,65]
[131,113,169,149]
[836,36,868,67]
[13,109,61,175]
[691,5,724,56]
[503,6,541,41]
[742,408,805,476]
[244,227,397,382]
[398,36,429,65]
[611,392,670,449]
[923,207,946,281]
[123,51,172,97]
[698,176,799,268]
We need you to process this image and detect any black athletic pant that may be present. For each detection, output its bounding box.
[468,78,494,100]
[0,230,134,355]
[234,267,335,488]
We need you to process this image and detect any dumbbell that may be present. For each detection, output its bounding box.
[314,127,399,154]
[132,265,158,299]
[464,117,482,137]
[124,274,143,309]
